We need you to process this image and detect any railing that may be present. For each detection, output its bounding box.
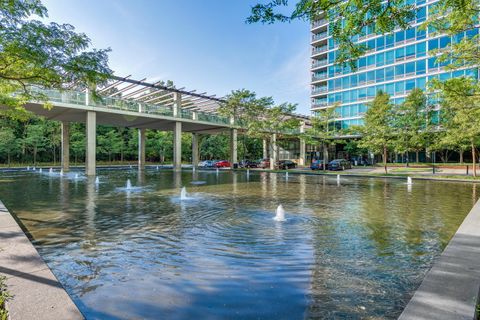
[312,59,328,68]
[312,73,328,81]
[312,19,328,28]
[312,46,328,55]
[312,31,328,42]
[29,88,231,126]
[312,86,328,94]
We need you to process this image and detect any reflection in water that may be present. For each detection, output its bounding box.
[0,170,477,320]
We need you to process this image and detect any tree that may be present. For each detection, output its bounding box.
[97,129,123,162]
[247,0,477,67]
[22,123,47,164]
[392,88,427,166]
[70,124,85,164]
[434,77,480,176]
[357,91,394,174]
[303,106,338,171]
[0,127,18,164]
[147,131,173,163]
[0,0,111,118]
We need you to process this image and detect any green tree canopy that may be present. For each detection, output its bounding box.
[0,0,112,118]
[357,91,394,173]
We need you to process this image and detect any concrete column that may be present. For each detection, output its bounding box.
[173,92,182,118]
[61,122,70,172]
[192,133,199,168]
[85,111,96,176]
[263,139,268,159]
[230,128,238,166]
[138,128,146,171]
[299,122,306,166]
[173,122,182,171]
[299,138,306,166]
[269,134,277,170]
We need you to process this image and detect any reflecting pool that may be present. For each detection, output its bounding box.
[0,169,477,319]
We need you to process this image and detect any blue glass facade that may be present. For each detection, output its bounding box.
[310,2,479,129]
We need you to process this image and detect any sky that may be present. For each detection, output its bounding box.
[42,0,312,114]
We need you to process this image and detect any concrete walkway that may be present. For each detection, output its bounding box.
[399,199,480,320]
[0,201,83,320]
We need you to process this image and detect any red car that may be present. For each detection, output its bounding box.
[214,160,231,168]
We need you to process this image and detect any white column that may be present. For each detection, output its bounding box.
[230,129,238,166]
[192,133,199,168]
[270,134,277,170]
[85,111,96,176]
[299,139,306,166]
[299,122,306,166]
[173,122,182,171]
[263,139,268,159]
[173,92,182,118]
[61,122,70,172]
[138,128,146,171]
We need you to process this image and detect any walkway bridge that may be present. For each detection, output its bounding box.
[16,77,309,175]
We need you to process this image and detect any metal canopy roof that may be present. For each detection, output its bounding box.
[99,75,310,123]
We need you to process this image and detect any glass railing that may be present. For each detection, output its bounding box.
[29,88,234,126]
[312,59,328,68]
[312,31,328,41]
[312,73,328,81]
[312,46,328,55]
[312,87,328,94]
[312,19,328,28]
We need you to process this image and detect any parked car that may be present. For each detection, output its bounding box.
[328,159,352,171]
[214,160,231,168]
[198,160,216,168]
[310,159,328,170]
[278,160,297,170]
[239,160,258,168]
[259,158,270,168]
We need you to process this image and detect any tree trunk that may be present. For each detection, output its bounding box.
[472,142,477,177]
[416,151,419,163]
[7,153,10,166]
[33,146,37,165]
[405,152,409,167]
[460,151,464,164]
[383,146,388,174]
[323,142,328,172]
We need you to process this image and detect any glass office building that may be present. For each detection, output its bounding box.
[310,1,479,129]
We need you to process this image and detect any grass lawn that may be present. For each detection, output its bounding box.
[0,276,10,320]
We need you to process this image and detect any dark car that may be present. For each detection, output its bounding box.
[278,160,297,170]
[239,160,258,168]
[328,159,352,171]
[310,159,328,170]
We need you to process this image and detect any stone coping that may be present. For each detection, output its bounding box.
[399,199,480,320]
[0,201,83,320]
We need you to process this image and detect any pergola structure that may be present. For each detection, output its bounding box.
[15,75,310,175]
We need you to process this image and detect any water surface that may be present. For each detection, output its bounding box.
[0,169,477,319]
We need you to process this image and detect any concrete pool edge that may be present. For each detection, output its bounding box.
[0,201,84,320]
[399,198,480,320]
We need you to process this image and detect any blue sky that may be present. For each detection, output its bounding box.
[42,0,311,114]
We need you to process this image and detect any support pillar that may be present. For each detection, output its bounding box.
[192,133,199,168]
[270,134,277,170]
[230,128,238,166]
[299,138,306,166]
[299,122,306,166]
[173,122,182,171]
[263,139,268,159]
[61,122,70,172]
[85,111,96,176]
[138,128,146,171]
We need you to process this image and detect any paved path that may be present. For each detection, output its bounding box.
[0,201,83,320]
[399,199,480,320]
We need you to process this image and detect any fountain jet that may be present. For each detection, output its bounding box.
[126,179,132,190]
[95,177,100,185]
[180,187,188,200]
[407,177,413,185]
[273,205,286,222]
